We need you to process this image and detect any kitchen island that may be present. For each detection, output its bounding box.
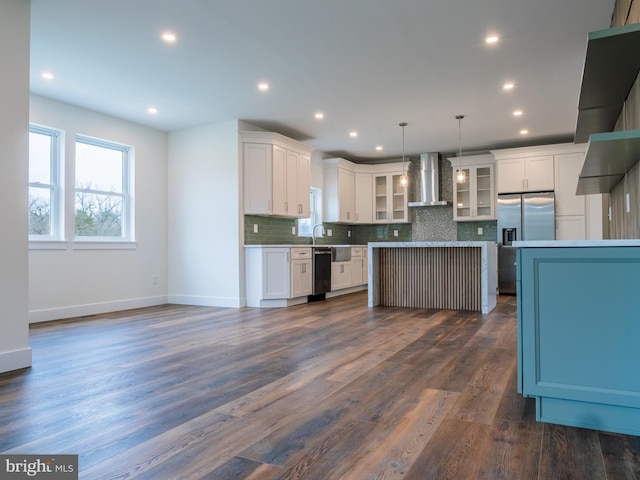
[515,240,640,436]
[368,241,497,314]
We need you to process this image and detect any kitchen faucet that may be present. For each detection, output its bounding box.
[312,223,325,245]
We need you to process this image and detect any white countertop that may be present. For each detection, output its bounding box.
[369,241,496,248]
[512,240,640,248]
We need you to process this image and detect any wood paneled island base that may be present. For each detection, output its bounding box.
[368,242,497,314]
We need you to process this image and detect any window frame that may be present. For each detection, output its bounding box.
[73,134,135,245]
[297,187,322,237]
[28,124,64,244]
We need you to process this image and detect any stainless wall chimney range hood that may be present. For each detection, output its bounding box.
[408,152,451,207]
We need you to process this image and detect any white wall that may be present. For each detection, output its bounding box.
[168,120,244,307]
[28,95,169,322]
[0,0,31,372]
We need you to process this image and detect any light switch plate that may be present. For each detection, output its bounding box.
[253,224,258,233]
[393,230,398,237]
[292,227,296,235]
[478,227,483,235]
[327,229,333,236]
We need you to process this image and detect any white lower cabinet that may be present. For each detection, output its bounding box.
[350,247,364,286]
[290,248,312,298]
[262,248,290,299]
[245,246,311,307]
[556,216,587,240]
[331,262,352,291]
[246,245,368,306]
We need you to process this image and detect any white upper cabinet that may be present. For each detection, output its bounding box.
[354,172,373,223]
[448,154,495,221]
[493,151,554,193]
[324,161,355,223]
[373,172,407,223]
[554,153,586,216]
[242,131,312,219]
[323,158,408,224]
[497,155,554,193]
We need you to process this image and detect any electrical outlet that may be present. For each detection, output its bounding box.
[151,275,158,285]
[253,224,258,233]
[477,227,483,235]
[327,229,333,237]
[348,230,351,238]
[393,230,398,237]
[292,226,296,235]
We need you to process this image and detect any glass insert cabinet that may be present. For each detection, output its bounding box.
[374,172,408,223]
[448,154,495,221]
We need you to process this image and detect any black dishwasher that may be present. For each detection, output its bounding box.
[311,246,331,297]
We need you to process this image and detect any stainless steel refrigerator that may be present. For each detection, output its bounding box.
[497,192,555,294]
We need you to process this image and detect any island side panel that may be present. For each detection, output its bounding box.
[376,247,482,311]
[368,245,380,307]
[519,245,640,435]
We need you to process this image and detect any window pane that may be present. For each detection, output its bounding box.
[75,192,122,237]
[29,186,51,235]
[75,142,123,193]
[29,131,51,184]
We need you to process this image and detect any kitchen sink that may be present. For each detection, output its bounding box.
[331,246,351,262]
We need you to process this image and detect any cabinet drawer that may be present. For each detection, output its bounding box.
[351,247,363,257]
[290,247,312,259]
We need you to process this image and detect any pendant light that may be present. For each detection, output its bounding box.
[399,122,408,187]
[455,115,467,184]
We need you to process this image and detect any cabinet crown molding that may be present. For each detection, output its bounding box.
[491,142,586,160]
[323,157,407,173]
[240,131,314,155]
[446,153,494,167]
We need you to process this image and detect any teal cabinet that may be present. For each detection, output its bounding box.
[517,243,640,435]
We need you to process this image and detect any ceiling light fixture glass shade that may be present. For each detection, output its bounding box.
[399,122,408,187]
[455,115,466,184]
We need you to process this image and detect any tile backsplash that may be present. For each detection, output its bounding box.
[243,215,495,244]
[457,220,498,241]
[244,215,412,245]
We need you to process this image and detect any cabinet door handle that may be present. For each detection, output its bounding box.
[284,201,288,212]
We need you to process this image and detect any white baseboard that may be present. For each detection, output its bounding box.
[0,347,32,373]
[168,294,242,308]
[29,295,169,323]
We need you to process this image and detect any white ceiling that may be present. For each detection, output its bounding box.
[30,0,614,161]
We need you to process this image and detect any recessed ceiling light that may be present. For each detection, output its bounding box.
[376,146,383,151]
[161,32,177,43]
[148,107,158,114]
[503,82,514,90]
[41,72,54,80]
[349,131,358,138]
[315,112,324,119]
[485,35,499,44]
[258,82,269,91]
[513,110,523,117]
[520,129,529,135]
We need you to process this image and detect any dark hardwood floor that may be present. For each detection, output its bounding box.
[1,292,639,479]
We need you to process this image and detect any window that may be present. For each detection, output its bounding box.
[74,136,133,241]
[298,187,322,237]
[29,125,62,239]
